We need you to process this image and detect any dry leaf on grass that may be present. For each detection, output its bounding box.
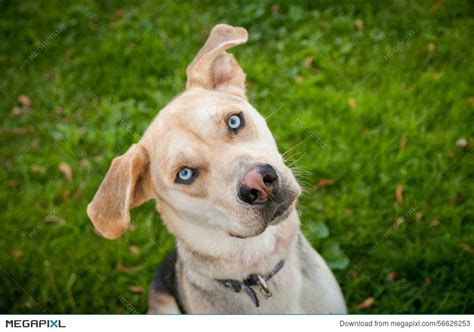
[24,297,36,309]
[468,96,474,106]
[399,136,407,150]
[11,107,23,115]
[31,164,46,174]
[350,270,360,280]
[7,180,18,187]
[129,245,140,255]
[61,189,70,201]
[31,139,39,149]
[11,127,35,134]
[303,56,313,68]
[129,286,145,294]
[347,97,358,109]
[427,43,436,53]
[362,127,369,138]
[11,250,24,260]
[44,215,66,225]
[415,212,423,221]
[116,262,140,273]
[312,178,334,191]
[271,3,280,14]
[72,182,86,200]
[356,296,375,310]
[386,271,399,282]
[113,8,125,18]
[318,178,333,186]
[17,95,32,107]
[431,0,443,13]
[395,185,404,205]
[355,19,364,30]
[59,162,73,181]
[455,138,468,148]
[459,243,474,255]
[80,159,91,169]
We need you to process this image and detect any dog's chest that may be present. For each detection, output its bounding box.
[228,262,303,313]
[182,258,304,314]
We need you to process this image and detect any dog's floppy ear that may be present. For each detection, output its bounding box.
[87,144,153,239]
[186,24,248,97]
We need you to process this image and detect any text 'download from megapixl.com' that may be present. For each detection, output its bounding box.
[339,318,471,329]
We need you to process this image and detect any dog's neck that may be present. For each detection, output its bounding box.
[167,208,300,280]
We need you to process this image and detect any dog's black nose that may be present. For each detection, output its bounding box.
[238,164,279,205]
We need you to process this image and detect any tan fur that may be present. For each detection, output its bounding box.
[87,24,346,314]
[148,290,179,314]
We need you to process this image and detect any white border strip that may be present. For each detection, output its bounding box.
[1,314,472,332]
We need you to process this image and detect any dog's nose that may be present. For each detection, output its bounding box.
[238,164,279,205]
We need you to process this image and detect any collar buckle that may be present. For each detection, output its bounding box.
[256,274,272,297]
[216,260,285,307]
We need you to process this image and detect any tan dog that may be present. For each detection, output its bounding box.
[87,24,346,314]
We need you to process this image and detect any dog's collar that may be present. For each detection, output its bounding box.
[215,260,285,307]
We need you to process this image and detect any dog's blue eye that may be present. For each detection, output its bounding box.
[228,113,243,131]
[176,167,197,184]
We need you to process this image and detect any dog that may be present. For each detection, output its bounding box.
[87,24,346,314]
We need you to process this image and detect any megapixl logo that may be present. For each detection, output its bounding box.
[6,320,66,328]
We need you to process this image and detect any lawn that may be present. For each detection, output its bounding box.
[0,0,473,313]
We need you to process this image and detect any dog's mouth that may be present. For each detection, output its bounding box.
[263,184,298,223]
[227,205,292,239]
[268,201,294,225]
[228,188,297,239]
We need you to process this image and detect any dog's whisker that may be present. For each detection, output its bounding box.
[282,139,308,158]
[285,151,304,163]
[287,158,305,169]
[282,150,304,163]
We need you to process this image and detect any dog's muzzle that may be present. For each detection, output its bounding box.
[230,163,299,236]
[238,163,279,205]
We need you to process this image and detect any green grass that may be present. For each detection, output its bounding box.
[1,0,473,314]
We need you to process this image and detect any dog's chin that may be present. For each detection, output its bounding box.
[227,222,269,239]
[228,202,294,239]
[228,228,266,239]
[268,203,294,225]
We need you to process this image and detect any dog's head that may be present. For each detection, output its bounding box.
[87,24,300,241]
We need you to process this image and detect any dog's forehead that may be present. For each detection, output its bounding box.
[156,89,251,136]
[167,89,249,119]
[143,89,253,153]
